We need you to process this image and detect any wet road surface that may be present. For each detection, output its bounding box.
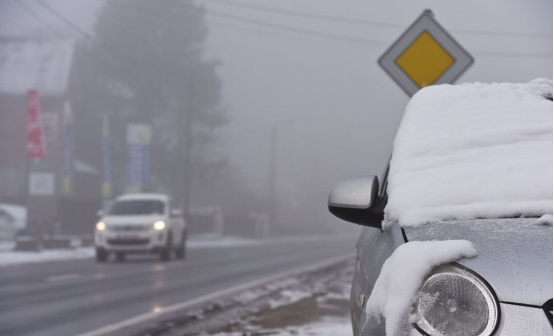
[0,236,356,336]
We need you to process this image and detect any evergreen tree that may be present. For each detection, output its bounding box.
[84,0,225,214]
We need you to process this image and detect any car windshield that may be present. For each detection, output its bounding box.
[107,200,165,216]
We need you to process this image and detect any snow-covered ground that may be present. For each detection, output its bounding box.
[163,259,354,336]
[0,243,94,267]
[212,318,352,336]
[0,234,344,267]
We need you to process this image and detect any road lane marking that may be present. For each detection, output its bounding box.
[75,253,354,336]
[45,273,82,282]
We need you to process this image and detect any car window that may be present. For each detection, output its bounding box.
[107,200,165,216]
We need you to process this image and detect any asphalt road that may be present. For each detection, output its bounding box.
[0,235,356,336]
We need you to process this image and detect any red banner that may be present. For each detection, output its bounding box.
[27,90,45,159]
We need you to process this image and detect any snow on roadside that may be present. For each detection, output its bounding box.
[0,235,341,267]
[211,318,352,336]
[365,240,477,336]
[198,261,354,336]
[268,288,313,309]
[0,247,94,267]
[188,235,265,249]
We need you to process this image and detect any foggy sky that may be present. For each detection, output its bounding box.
[3,0,552,225]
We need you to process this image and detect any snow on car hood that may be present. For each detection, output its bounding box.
[404,218,553,306]
[385,80,553,228]
[365,240,477,336]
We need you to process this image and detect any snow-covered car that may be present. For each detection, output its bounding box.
[328,80,553,336]
[0,204,26,241]
[95,193,187,262]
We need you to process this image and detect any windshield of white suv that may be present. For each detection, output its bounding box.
[107,200,165,216]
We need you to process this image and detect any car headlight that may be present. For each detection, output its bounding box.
[96,222,106,231]
[414,263,499,336]
[153,221,166,230]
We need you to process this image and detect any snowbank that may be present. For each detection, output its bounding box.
[0,247,94,267]
[212,318,352,336]
[385,80,553,227]
[365,240,477,336]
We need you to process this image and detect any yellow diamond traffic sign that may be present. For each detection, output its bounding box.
[379,10,473,96]
[396,31,454,88]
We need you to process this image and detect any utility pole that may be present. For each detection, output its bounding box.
[268,121,293,229]
[310,156,319,226]
[268,125,277,227]
[182,67,194,219]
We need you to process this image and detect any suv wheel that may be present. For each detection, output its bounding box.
[175,231,187,260]
[160,233,173,261]
[96,248,108,262]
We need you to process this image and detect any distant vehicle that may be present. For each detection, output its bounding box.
[95,194,187,262]
[0,204,26,241]
[329,81,553,335]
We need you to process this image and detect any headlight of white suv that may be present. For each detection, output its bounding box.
[153,221,166,230]
[414,263,499,336]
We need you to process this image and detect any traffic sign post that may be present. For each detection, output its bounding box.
[378,10,474,96]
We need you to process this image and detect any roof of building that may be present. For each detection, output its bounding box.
[0,38,74,96]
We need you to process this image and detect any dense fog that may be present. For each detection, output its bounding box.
[0,0,551,236]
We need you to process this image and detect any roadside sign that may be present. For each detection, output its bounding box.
[378,10,473,96]
[29,172,55,196]
[102,115,112,199]
[62,102,74,196]
[27,90,45,159]
[126,124,152,193]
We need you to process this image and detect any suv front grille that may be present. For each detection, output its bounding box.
[109,225,149,232]
[543,299,552,325]
[107,239,149,246]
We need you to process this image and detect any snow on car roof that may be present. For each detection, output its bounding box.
[385,79,553,228]
[116,193,169,201]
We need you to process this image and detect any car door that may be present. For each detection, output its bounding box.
[351,165,408,336]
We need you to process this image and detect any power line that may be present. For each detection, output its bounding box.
[160,0,389,46]
[156,0,551,58]
[12,0,68,38]
[162,0,552,58]
[34,0,187,77]
[205,0,553,39]
[206,0,403,29]
[32,0,552,64]
[474,50,553,58]
[34,0,92,38]
[113,0,372,50]
[86,0,551,59]
[448,27,552,39]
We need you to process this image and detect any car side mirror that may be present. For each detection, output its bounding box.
[96,209,104,217]
[171,209,182,218]
[328,175,386,229]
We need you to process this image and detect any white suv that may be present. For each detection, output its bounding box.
[95,194,187,262]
